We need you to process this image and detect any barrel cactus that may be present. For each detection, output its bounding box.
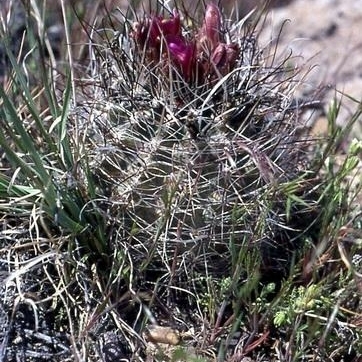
[87,0,320,343]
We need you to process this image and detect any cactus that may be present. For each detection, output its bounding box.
[85,1,322,356]
[91,3,316,271]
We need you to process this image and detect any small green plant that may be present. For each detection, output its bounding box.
[171,347,210,362]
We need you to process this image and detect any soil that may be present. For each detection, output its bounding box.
[258,0,362,129]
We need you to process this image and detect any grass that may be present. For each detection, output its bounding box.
[0,0,361,361]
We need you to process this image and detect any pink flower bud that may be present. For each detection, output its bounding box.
[200,3,222,50]
[211,43,238,74]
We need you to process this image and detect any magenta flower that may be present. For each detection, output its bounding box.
[132,4,239,83]
[159,9,181,38]
[148,10,181,48]
[133,10,181,49]
[166,35,196,80]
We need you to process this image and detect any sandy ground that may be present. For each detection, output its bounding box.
[259,0,362,130]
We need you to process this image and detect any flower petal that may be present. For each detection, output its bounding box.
[160,9,181,37]
[166,35,196,79]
